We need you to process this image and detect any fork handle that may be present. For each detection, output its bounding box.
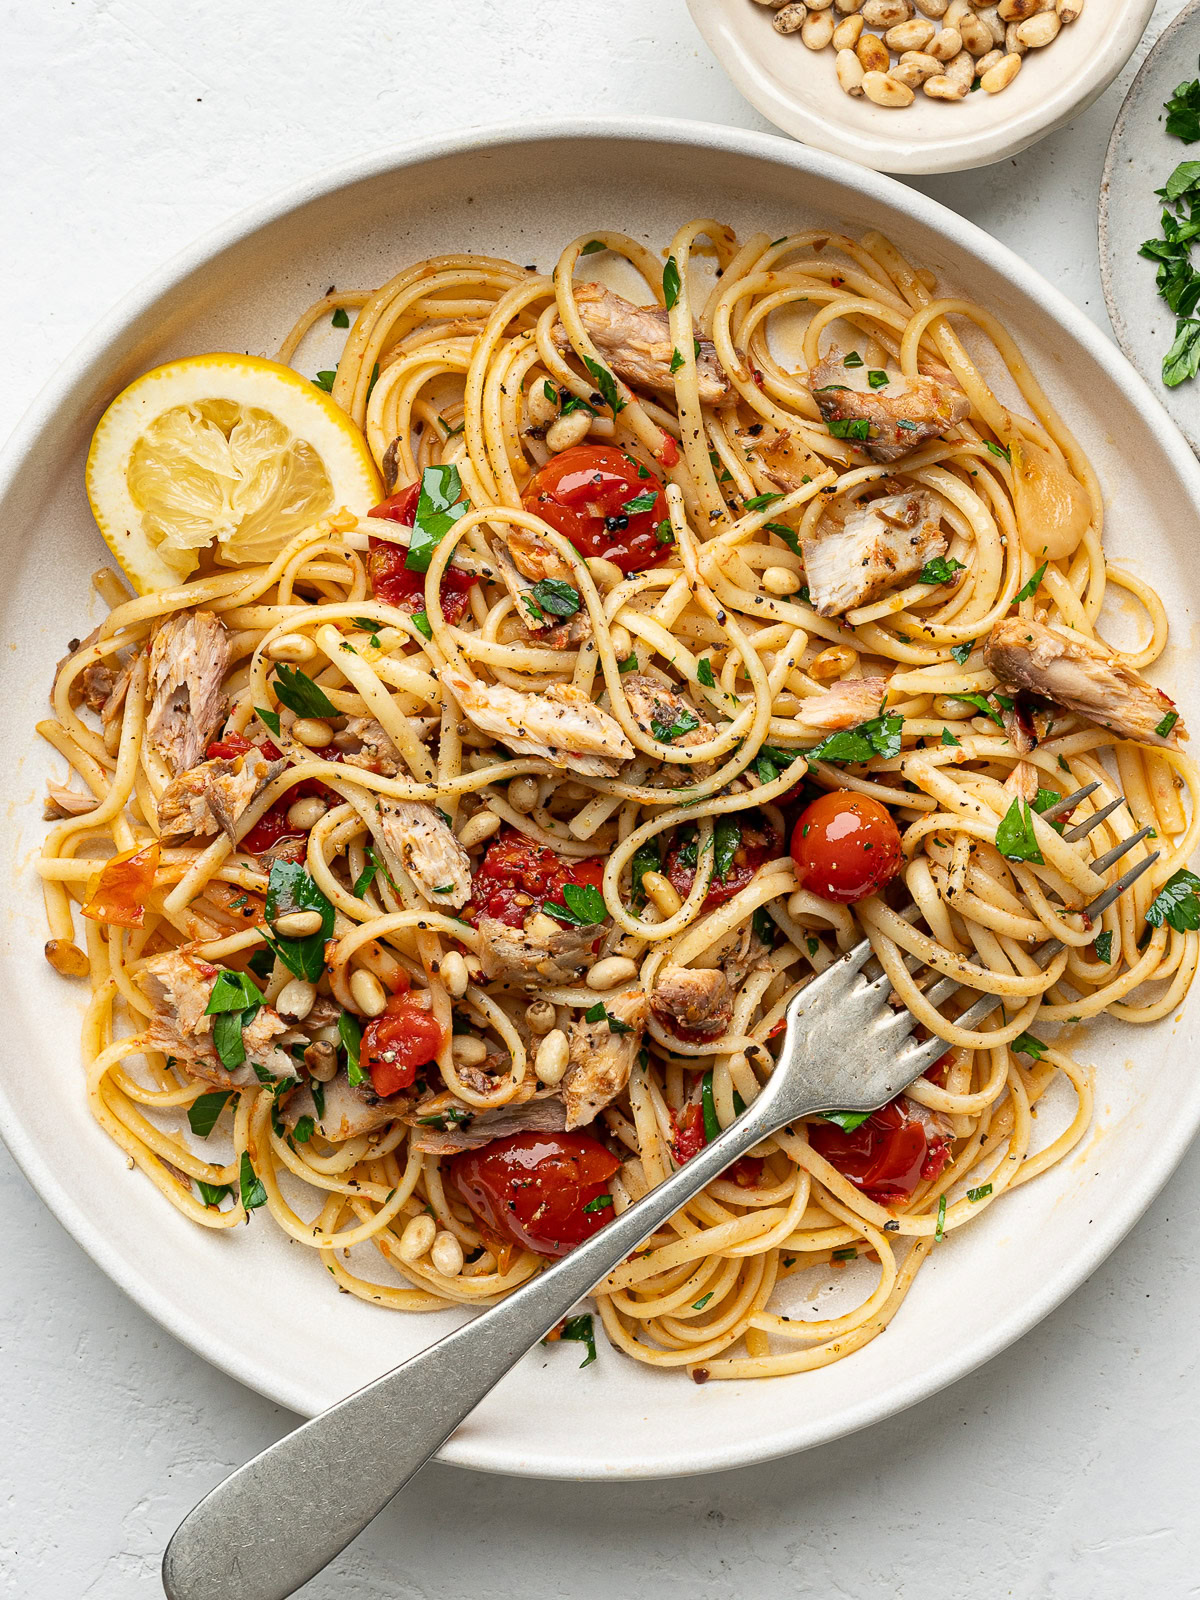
[161,1094,784,1600]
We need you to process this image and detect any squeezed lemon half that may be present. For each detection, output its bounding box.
[86,353,381,593]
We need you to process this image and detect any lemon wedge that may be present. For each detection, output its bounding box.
[86,353,382,593]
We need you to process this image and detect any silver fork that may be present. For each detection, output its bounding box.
[162,784,1157,1600]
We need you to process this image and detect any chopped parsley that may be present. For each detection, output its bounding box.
[966,1183,993,1202]
[669,347,684,374]
[692,1292,715,1310]
[951,691,1005,728]
[826,417,871,441]
[1094,930,1114,964]
[254,705,281,736]
[406,463,470,573]
[411,610,433,640]
[842,351,864,368]
[808,711,903,765]
[239,1151,267,1213]
[188,1090,232,1139]
[950,642,973,665]
[629,839,661,906]
[583,1002,632,1034]
[985,440,1011,463]
[545,1312,598,1368]
[754,744,802,784]
[867,370,889,389]
[1145,868,1200,933]
[743,492,784,511]
[700,1070,721,1143]
[579,239,606,255]
[663,255,681,310]
[940,728,960,747]
[935,1192,947,1242]
[1014,560,1048,603]
[696,658,716,689]
[650,706,701,744]
[312,370,336,392]
[292,1115,315,1144]
[713,818,741,880]
[655,520,675,546]
[1155,710,1179,738]
[919,555,965,585]
[264,861,335,982]
[621,490,658,516]
[543,881,607,927]
[582,1194,614,1213]
[273,664,336,720]
[822,1109,871,1132]
[529,577,581,617]
[1012,1031,1048,1060]
[994,797,1044,864]
[339,1010,364,1087]
[331,306,350,328]
[583,355,624,415]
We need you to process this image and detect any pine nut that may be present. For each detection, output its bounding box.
[586,956,639,991]
[957,12,992,50]
[292,718,333,749]
[44,938,89,977]
[451,1035,488,1067]
[837,45,867,90]
[898,48,941,76]
[526,911,563,941]
[976,5,1005,42]
[944,0,969,24]
[801,11,834,46]
[440,950,470,998]
[980,50,1020,88]
[890,56,924,85]
[833,12,864,45]
[913,0,949,17]
[507,775,541,814]
[927,25,961,55]
[545,410,591,453]
[641,870,683,918]
[809,644,857,682]
[431,1231,465,1277]
[862,0,911,22]
[286,797,327,830]
[946,46,974,83]
[273,909,324,937]
[1005,19,1026,48]
[398,1213,437,1263]
[1056,0,1082,20]
[525,384,558,429]
[862,69,915,104]
[835,0,865,13]
[525,999,558,1035]
[534,1028,571,1086]
[303,1040,338,1081]
[807,0,835,10]
[924,70,967,95]
[857,32,891,70]
[586,557,624,591]
[763,565,803,595]
[266,633,318,665]
[1016,8,1058,43]
[276,978,317,1020]
[609,624,633,660]
[886,17,934,48]
[974,47,1004,72]
[458,809,501,849]
[349,967,388,1017]
[997,0,1038,19]
[773,1,807,28]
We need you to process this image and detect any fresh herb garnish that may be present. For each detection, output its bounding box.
[331,306,350,328]
[650,707,701,744]
[655,519,675,546]
[583,1001,632,1034]
[935,1192,947,1242]
[919,555,965,585]
[744,492,784,511]
[292,1115,315,1144]
[808,712,903,765]
[692,1292,714,1310]
[411,610,433,640]
[621,491,658,516]
[821,1110,871,1132]
[754,744,802,784]
[264,861,334,982]
[582,1194,614,1213]
[255,705,281,736]
[1145,868,1200,933]
[940,728,960,747]
[1156,710,1180,738]
[188,1090,232,1138]
[994,797,1044,864]
[663,255,681,310]
[700,1070,720,1143]
[669,347,684,374]
[1014,561,1048,603]
[696,658,716,688]
[239,1151,267,1212]
[1012,1031,1048,1060]
[713,818,741,880]
[312,370,336,392]
[547,1312,598,1368]
[966,1183,993,1202]
[543,881,607,927]
[579,239,606,255]
[196,1180,230,1208]
[867,369,889,389]
[1094,930,1114,963]
[529,577,581,617]
[951,691,1005,728]
[985,440,1011,463]
[826,417,871,441]
[617,652,639,674]
[353,845,394,898]
[406,463,470,573]
[273,664,336,720]
[629,839,660,907]
[1166,69,1200,141]
[339,1010,365,1087]
[583,355,624,414]
[950,642,973,665]
[842,351,864,368]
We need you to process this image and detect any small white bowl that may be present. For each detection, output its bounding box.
[688,0,1156,174]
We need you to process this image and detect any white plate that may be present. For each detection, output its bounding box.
[1100,0,1200,452]
[688,0,1155,174]
[1,119,1197,1480]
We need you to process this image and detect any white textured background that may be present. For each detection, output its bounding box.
[3,2,1200,1595]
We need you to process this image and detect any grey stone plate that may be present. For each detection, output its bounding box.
[1100,0,1200,452]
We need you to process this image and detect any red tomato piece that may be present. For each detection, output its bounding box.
[664,815,780,910]
[470,829,605,929]
[671,1102,706,1164]
[520,444,669,574]
[239,806,305,857]
[450,1131,621,1258]
[789,790,902,905]
[206,731,283,763]
[367,481,477,624]
[808,1098,947,1205]
[82,841,161,928]
[361,992,444,1098]
[656,432,680,469]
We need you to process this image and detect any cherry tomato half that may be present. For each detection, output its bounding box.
[789,791,902,904]
[471,829,605,930]
[81,841,161,928]
[520,444,669,574]
[361,989,444,1098]
[808,1098,949,1205]
[367,482,478,624]
[450,1131,621,1258]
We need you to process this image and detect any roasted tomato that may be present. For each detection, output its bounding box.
[361,986,444,1098]
[450,1131,621,1258]
[520,444,669,574]
[367,482,477,624]
[665,814,780,910]
[471,829,605,929]
[81,841,161,928]
[789,790,902,904]
[808,1097,949,1205]
[206,730,282,763]
[208,729,336,851]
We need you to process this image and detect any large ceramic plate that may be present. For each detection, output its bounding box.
[1,120,1197,1480]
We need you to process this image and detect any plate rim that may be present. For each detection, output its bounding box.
[3,114,1200,1480]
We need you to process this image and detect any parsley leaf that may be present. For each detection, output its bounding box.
[630,839,660,906]
[621,490,658,515]
[755,744,801,783]
[985,440,1011,463]
[808,712,903,765]
[548,1312,598,1367]
[1156,710,1180,738]
[744,492,784,511]
[940,728,960,747]
[713,818,741,880]
[966,1183,994,1202]
[583,355,624,414]
[920,555,965,585]
[1145,868,1200,933]
[205,969,263,1015]
[239,1151,267,1212]
[312,370,336,393]
[406,463,470,573]
[1166,71,1200,141]
[842,351,864,368]
[583,1001,632,1033]
[663,255,681,310]
[411,610,432,640]
[950,642,973,665]
[617,652,639,674]
[579,239,606,255]
[655,519,675,546]
[701,1070,720,1143]
[353,845,393,898]
[935,1193,947,1242]
[264,861,334,982]
[1011,1031,1048,1060]
[692,1292,715,1310]
[951,691,1005,728]
[1014,560,1048,603]
[651,707,701,744]
[826,417,871,441]
[543,881,607,926]
[339,1010,365,1087]
[867,369,889,389]
[331,306,350,328]
[995,797,1044,864]
[529,577,581,617]
[188,1090,232,1139]
[696,658,716,688]
[822,1110,871,1132]
[292,1114,315,1145]
[669,347,684,374]
[1094,930,1114,964]
[255,705,281,736]
[582,1194,614,1213]
[196,1180,230,1208]
[273,664,336,720]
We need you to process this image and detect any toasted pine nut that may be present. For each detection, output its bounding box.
[980,49,1020,88]
[273,909,324,937]
[835,0,865,13]
[807,0,835,10]
[946,46,974,83]
[507,776,540,814]
[863,0,912,21]
[398,1214,437,1263]
[291,717,333,749]
[862,68,915,104]
[886,16,934,47]
[833,12,865,44]
[836,44,867,90]
[997,0,1038,19]
[1005,19,1026,48]
[276,978,317,1020]
[810,644,857,682]
[451,1034,489,1067]
[642,870,683,918]
[944,0,969,24]
[545,410,591,453]
[974,47,1004,73]
[430,1231,465,1278]
[913,0,948,16]
[266,633,318,665]
[440,950,470,999]
[923,70,967,95]
[927,26,961,56]
[976,5,1005,42]
[524,384,558,429]
[773,0,807,27]
[1056,0,1082,19]
[349,967,388,1017]
[890,56,924,85]
[857,31,891,69]
[286,796,327,830]
[45,938,89,977]
[586,557,624,590]
[898,48,941,77]
[535,1028,571,1087]
[587,956,639,991]
[762,564,803,595]
[957,11,992,50]
[458,808,501,849]
[1016,8,1058,43]
[525,999,558,1035]
[303,1040,338,1081]
[801,10,835,45]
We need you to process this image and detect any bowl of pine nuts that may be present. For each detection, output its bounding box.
[687,0,1154,171]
